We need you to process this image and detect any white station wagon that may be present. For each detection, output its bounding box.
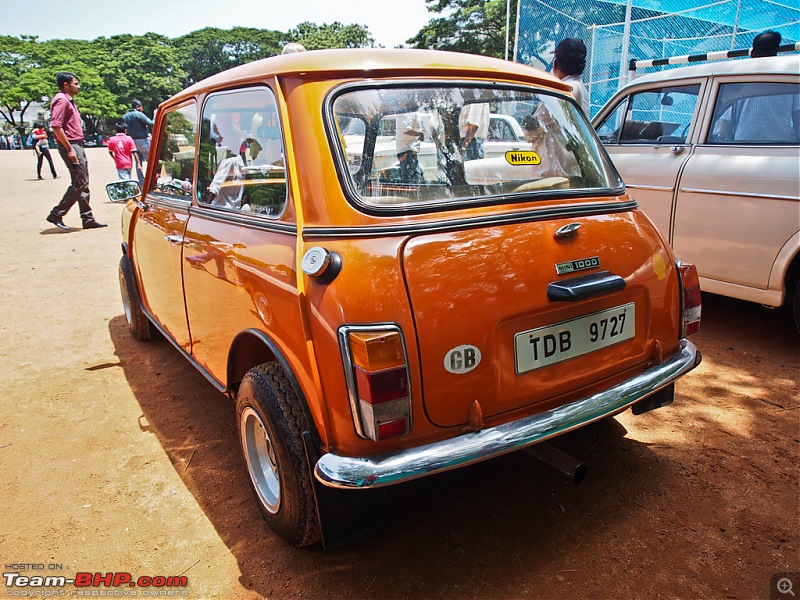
[592,54,800,331]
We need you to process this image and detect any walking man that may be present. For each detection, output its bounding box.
[122,99,154,185]
[45,72,106,231]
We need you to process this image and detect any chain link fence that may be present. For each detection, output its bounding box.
[514,0,800,117]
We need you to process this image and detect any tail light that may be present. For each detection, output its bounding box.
[677,261,701,337]
[339,325,411,441]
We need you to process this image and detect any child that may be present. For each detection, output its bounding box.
[107,122,142,182]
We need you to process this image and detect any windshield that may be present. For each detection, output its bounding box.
[329,83,622,210]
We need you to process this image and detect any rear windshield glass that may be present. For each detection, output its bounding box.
[329,83,622,210]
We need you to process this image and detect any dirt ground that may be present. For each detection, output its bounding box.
[0,147,798,600]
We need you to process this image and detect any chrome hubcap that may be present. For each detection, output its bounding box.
[240,407,280,513]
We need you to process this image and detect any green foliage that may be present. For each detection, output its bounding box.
[100,33,187,117]
[0,35,43,135]
[287,22,375,50]
[173,27,283,86]
[409,0,518,58]
[1,9,511,134]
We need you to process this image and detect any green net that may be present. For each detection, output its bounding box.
[515,0,800,117]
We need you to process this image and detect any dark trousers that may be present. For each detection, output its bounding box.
[464,137,485,160]
[50,143,95,224]
[36,146,57,178]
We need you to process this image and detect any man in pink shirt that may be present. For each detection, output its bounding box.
[45,71,106,231]
[107,122,142,183]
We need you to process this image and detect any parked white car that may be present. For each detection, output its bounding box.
[342,113,528,178]
[592,54,800,331]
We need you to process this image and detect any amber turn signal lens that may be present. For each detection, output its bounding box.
[348,331,405,371]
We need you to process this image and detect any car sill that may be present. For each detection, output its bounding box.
[315,339,701,489]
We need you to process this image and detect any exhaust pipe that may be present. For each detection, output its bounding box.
[525,442,587,484]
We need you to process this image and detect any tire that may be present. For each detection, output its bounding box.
[793,277,800,335]
[119,256,158,341]
[236,363,321,547]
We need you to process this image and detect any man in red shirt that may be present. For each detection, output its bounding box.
[45,72,106,231]
[107,122,142,184]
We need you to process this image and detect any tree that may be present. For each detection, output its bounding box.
[99,33,186,118]
[0,35,46,144]
[408,0,518,58]
[287,22,375,50]
[172,27,283,86]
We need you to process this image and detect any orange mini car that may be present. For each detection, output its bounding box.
[107,49,702,548]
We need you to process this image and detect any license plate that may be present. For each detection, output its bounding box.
[514,303,636,374]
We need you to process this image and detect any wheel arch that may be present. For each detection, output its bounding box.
[227,329,326,448]
[769,231,800,306]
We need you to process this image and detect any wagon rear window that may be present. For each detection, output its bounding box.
[330,84,621,210]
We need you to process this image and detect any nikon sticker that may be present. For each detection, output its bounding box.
[505,150,541,165]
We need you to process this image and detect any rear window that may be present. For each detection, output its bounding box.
[328,83,622,211]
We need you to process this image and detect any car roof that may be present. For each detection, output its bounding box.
[626,54,800,86]
[172,48,570,103]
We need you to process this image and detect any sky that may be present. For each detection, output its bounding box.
[1,0,434,48]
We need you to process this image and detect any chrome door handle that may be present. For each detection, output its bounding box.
[164,235,184,245]
[670,145,685,154]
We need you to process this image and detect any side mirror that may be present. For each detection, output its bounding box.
[106,180,141,203]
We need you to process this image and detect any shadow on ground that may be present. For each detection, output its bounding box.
[107,289,799,598]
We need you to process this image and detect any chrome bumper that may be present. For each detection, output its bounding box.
[315,339,701,489]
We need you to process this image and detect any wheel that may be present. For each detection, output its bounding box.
[236,363,320,546]
[119,256,158,341]
[792,277,800,335]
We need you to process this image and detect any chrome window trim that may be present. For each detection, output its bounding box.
[625,184,676,192]
[678,187,799,202]
[305,200,638,239]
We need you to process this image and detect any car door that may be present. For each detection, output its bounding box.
[672,76,800,299]
[132,102,198,350]
[594,80,705,238]
[181,85,299,384]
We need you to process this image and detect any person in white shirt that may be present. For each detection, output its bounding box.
[552,38,590,116]
[459,102,490,160]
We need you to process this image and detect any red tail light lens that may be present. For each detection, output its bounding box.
[355,365,409,405]
[340,326,412,441]
[678,262,701,336]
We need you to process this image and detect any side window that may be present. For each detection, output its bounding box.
[488,118,514,141]
[151,104,197,199]
[597,85,700,145]
[596,98,628,144]
[709,82,800,144]
[198,87,287,216]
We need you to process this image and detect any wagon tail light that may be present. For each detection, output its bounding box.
[678,261,701,337]
[339,326,411,441]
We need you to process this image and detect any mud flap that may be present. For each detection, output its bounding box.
[303,432,384,550]
[631,383,675,415]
